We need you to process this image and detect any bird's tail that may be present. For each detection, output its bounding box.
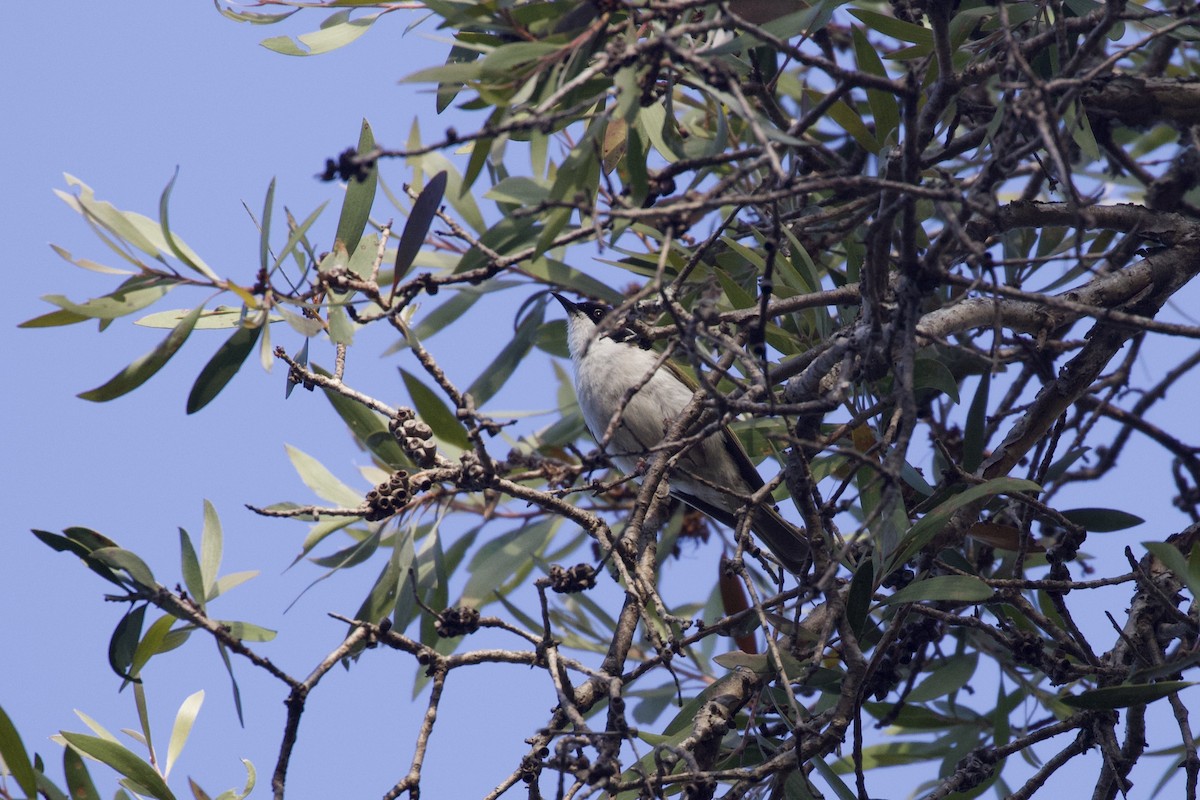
[751,505,810,574]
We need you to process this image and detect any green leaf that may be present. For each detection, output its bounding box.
[159,169,220,282]
[907,652,979,702]
[883,575,993,605]
[186,320,263,413]
[355,545,408,626]
[78,303,205,402]
[108,604,148,681]
[285,444,363,507]
[962,372,990,473]
[846,559,874,639]
[1044,446,1089,483]
[460,519,558,607]
[49,242,134,276]
[847,8,934,45]
[807,89,879,153]
[315,368,409,469]
[464,302,545,407]
[271,202,328,274]
[888,478,1041,572]
[137,307,268,330]
[478,40,563,82]
[485,176,551,206]
[32,528,127,587]
[1145,541,1200,600]
[399,368,470,450]
[57,174,163,260]
[1060,507,1144,532]
[0,704,38,798]
[89,547,158,589]
[165,691,204,779]
[215,643,244,726]
[333,119,378,258]
[408,150,485,234]
[179,528,205,609]
[209,570,259,601]
[1062,681,1195,709]
[200,500,223,600]
[258,178,275,273]
[913,357,960,403]
[850,27,900,145]
[401,60,484,86]
[60,733,177,800]
[129,613,180,678]
[391,170,447,292]
[23,277,171,326]
[216,621,277,642]
[260,10,380,56]
[63,745,101,800]
[308,529,381,569]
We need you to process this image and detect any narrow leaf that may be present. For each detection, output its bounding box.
[186,321,263,413]
[108,604,148,681]
[333,119,378,258]
[259,178,275,272]
[963,371,990,473]
[0,704,38,798]
[215,643,244,726]
[165,690,204,779]
[179,529,205,609]
[89,547,158,589]
[1145,541,1200,600]
[883,575,993,605]
[64,745,102,800]
[889,478,1041,572]
[60,733,177,800]
[1062,681,1195,709]
[160,169,220,281]
[200,500,223,600]
[391,171,447,295]
[129,613,179,678]
[399,368,469,450]
[78,303,205,402]
[1060,507,1144,532]
[216,621,277,642]
[285,445,363,507]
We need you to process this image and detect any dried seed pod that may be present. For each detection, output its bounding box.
[434,606,481,638]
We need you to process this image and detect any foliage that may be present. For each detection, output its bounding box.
[13,1,1200,799]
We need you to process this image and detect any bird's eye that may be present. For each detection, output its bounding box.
[591,308,604,321]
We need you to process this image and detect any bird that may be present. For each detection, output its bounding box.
[553,293,809,574]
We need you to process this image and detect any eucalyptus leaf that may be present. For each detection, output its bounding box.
[392,170,447,293]
[78,303,205,402]
[0,704,38,798]
[333,118,378,257]
[164,690,204,779]
[883,575,994,605]
[187,320,263,413]
[1060,507,1144,532]
[60,733,177,800]
[1062,681,1195,710]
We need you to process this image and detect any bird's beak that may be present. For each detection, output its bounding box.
[552,292,580,316]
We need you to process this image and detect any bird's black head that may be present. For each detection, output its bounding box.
[552,293,647,348]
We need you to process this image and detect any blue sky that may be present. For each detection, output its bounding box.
[4,4,557,796]
[6,3,1200,799]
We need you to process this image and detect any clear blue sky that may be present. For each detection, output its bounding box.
[6,4,1199,799]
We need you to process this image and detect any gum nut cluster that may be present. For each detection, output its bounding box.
[389,408,437,467]
[364,470,411,522]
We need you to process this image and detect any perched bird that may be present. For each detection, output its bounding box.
[554,293,809,574]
